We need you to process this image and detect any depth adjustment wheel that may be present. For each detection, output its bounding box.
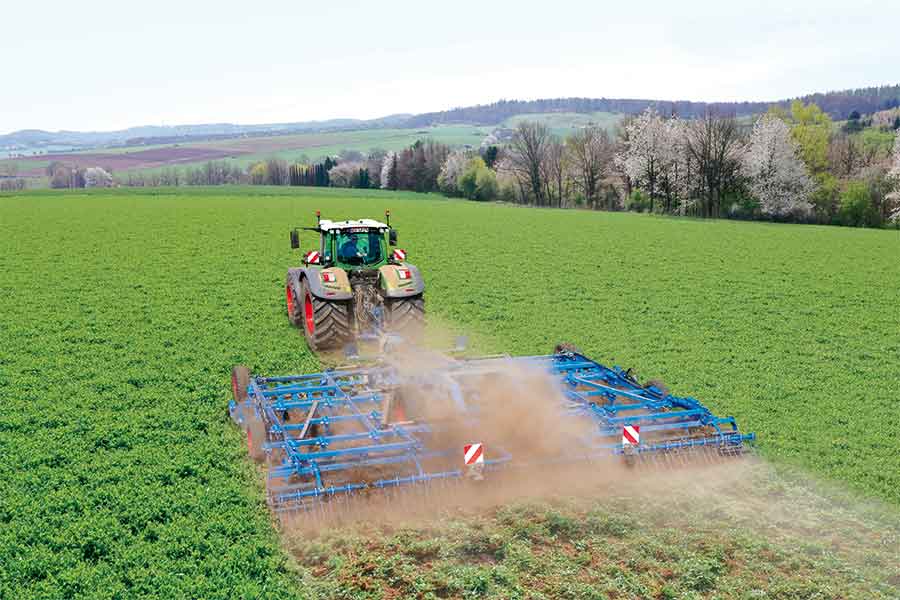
[285,275,300,326]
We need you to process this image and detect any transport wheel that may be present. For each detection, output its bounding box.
[384,294,425,341]
[300,277,351,351]
[285,275,300,326]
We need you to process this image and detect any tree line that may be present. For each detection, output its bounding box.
[77,100,900,228]
[401,85,900,127]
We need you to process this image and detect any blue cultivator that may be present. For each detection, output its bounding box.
[229,347,755,514]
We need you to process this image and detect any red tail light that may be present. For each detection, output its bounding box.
[321,271,337,283]
[397,268,411,280]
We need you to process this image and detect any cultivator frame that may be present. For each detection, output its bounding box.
[229,349,755,514]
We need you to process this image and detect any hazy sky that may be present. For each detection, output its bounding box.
[3,0,897,134]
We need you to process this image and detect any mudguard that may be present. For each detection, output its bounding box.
[288,266,353,301]
[379,263,425,298]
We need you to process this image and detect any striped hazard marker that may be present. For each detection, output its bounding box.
[392,248,407,261]
[464,443,484,465]
[622,425,640,446]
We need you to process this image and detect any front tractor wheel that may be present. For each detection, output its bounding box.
[299,277,351,351]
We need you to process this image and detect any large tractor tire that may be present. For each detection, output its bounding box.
[299,277,352,351]
[384,294,425,340]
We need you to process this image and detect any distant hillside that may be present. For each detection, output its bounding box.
[3,84,898,154]
[401,84,900,127]
[0,115,412,154]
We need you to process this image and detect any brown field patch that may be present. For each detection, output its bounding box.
[15,146,249,175]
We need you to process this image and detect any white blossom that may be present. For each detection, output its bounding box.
[437,149,470,194]
[741,115,815,217]
[379,152,395,189]
[888,133,900,223]
[327,162,364,188]
[615,109,690,210]
[84,167,113,188]
[615,108,670,197]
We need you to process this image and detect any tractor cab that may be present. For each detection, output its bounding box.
[321,220,390,270]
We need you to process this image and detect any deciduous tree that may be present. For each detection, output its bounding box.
[888,133,900,222]
[506,121,552,205]
[742,115,815,217]
[328,162,365,187]
[437,150,471,195]
[84,167,113,188]
[684,112,743,218]
[567,126,614,209]
[380,152,395,190]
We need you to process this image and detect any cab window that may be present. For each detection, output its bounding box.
[335,230,384,266]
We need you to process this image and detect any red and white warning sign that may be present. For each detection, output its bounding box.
[622,425,640,446]
[392,248,407,261]
[464,443,484,465]
[305,250,321,264]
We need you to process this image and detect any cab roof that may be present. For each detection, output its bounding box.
[319,218,389,231]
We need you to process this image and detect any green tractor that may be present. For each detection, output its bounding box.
[286,211,425,351]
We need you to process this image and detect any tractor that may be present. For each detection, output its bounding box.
[285,211,425,351]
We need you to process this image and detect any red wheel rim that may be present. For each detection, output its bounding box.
[285,286,294,317]
[304,292,315,333]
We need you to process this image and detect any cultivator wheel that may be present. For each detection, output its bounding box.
[299,277,352,351]
[285,275,300,326]
[229,364,267,462]
[230,365,250,422]
[384,294,425,339]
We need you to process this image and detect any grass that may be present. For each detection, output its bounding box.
[501,112,623,136]
[220,125,488,168]
[1,186,898,598]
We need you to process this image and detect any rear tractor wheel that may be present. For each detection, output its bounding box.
[299,277,352,351]
[384,294,425,341]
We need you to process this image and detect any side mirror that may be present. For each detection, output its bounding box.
[389,229,398,246]
[290,229,300,250]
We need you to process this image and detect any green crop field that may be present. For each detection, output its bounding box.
[1,187,898,599]
[190,125,489,167]
[501,112,623,136]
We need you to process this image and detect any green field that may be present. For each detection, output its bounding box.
[1,187,898,598]
[501,112,623,136]
[192,125,489,169]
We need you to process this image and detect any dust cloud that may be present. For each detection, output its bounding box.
[278,340,899,589]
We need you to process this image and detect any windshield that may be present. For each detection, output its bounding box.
[334,230,385,266]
